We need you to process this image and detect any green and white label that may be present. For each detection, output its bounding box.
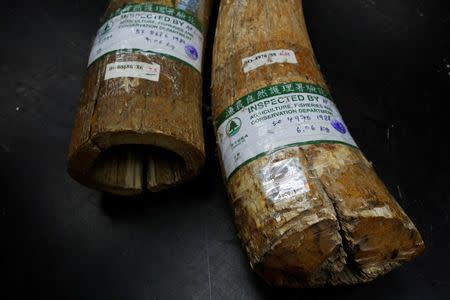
[216,82,358,180]
[88,3,204,72]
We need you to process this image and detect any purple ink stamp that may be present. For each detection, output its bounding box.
[185,45,199,60]
[331,119,347,134]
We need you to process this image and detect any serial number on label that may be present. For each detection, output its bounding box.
[104,61,161,81]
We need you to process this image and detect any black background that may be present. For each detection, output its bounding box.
[2,0,450,299]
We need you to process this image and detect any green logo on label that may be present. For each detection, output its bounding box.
[100,21,113,36]
[226,117,242,137]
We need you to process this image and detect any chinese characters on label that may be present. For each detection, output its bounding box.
[216,82,358,179]
[89,3,204,72]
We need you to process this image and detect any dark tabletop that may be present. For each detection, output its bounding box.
[2,0,450,299]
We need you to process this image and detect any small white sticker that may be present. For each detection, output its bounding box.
[105,61,160,82]
[259,158,309,203]
[242,49,298,73]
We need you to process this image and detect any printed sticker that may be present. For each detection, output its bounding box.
[242,49,298,73]
[105,61,161,81]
